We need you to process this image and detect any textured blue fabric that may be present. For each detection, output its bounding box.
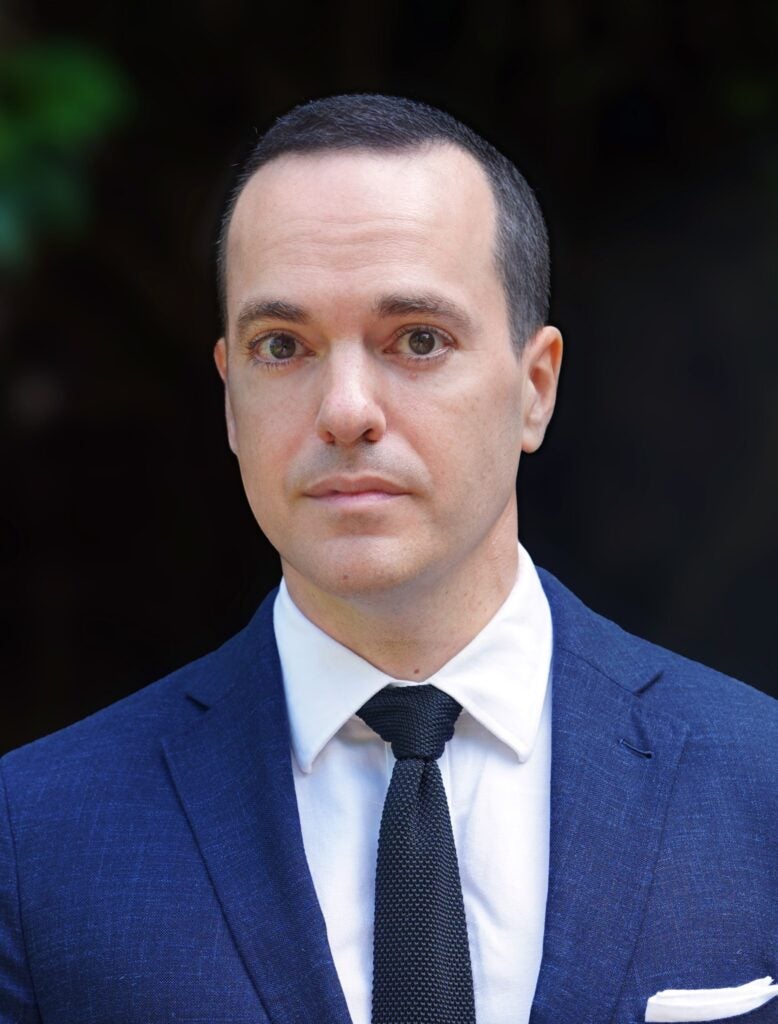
[1,569,776,1024]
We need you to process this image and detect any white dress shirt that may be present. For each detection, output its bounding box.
[273,543,553,1024]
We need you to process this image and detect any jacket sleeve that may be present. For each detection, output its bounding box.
[0,762,41,1023]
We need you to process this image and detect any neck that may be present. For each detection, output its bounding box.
[281,521,520,681]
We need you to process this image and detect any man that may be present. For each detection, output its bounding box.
[1,95,776,1024]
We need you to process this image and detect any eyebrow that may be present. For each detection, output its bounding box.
[235,299,310,335]
[233,290,475,336]
[372,292,475,333]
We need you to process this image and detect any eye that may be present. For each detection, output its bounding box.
[393,326,450,359]
[249,331,306,364]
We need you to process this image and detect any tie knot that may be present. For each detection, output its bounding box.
[356,684,463,761]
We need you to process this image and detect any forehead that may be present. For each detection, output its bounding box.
[224,145,502,319]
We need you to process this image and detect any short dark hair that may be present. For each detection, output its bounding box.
[216,94,550,350]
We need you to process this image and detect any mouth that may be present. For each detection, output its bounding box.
[304,476,410,506]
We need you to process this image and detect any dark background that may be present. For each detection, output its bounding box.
[2,1,777,754]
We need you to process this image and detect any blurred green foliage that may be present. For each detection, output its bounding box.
[0,41,134,273]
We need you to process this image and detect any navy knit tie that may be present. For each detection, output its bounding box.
[357,684,476,1024]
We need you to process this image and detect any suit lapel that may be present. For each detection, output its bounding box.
[162,590,352,1024]
[530,571,689,1024]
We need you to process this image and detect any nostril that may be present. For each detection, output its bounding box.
[315,390,387,446]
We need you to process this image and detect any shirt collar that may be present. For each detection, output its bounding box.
[273,543,552,773]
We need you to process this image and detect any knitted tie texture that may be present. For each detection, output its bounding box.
[357,684,476,1024]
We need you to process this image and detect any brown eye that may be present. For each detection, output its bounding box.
[252,332,302,362]
[394,327,449,359]
[267,334,297,359]
[408,329,437,355]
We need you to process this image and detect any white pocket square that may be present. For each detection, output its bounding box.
[645,975,778,1022]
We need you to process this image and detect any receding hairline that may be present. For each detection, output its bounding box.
[220,139,502,323]
[226,139,494,232]
[214,94,550,349]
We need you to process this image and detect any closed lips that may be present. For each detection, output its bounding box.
[305,477,408,496]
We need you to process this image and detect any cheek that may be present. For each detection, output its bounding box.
[481,366,524,449]
[415,385,521,497]
[459,384,523,497]
[230,397,295,506]
[443,369,522,448]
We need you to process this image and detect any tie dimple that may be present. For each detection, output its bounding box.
[357,684,476,1024]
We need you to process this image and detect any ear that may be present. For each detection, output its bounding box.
[213,337,238,455]
[520,325,563,453]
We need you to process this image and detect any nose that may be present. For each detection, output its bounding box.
[315,343,387,446]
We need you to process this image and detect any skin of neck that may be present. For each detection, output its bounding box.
[281,500,520,681]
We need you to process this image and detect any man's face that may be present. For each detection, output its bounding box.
[215,145,560,605]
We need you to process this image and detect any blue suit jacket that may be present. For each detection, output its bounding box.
[1,570,776,1024]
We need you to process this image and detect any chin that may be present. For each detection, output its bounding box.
[285,536,428,602]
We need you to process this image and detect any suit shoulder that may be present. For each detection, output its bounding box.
[538,566,778,743]
[1,627,250,785]
[637,636,778,742]
[2,662,184,786]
